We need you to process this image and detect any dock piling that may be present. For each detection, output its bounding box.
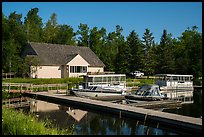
[156,122,160,128]
[144,113,148,125]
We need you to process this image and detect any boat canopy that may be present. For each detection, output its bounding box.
[84,74,126,83]
[155,74,193,81]
[135,84,161,97]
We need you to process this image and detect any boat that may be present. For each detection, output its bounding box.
[124,84,168,101]
[82,72,127,91]
[70,72,128,97]
[155,74,194,99]
[72,86,126,97]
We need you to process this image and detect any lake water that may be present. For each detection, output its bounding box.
[163,88,202,118]
[20,88,202,135]
[29,100,177,135]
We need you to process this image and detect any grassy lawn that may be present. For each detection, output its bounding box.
[2,77,83,84]
[126,78,156,87]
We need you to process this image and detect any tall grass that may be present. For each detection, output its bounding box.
[2,107,73,135]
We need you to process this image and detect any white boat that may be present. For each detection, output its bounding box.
[155,74,194,99]
[82,73,127,91]
[72,86,126,97]
[125,84,168,101]
[71,72,127,97]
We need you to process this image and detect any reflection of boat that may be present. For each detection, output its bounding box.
[155,74,194,99]
[124,84,168,101]
[72,86,126,97]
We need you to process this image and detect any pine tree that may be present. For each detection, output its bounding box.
[127,30,143,72]
[24,8,43,42]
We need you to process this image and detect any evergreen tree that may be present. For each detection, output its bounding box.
[42,13,58,43]
[24,8,43,42]
[54,24,76,45]
[2,12,26,75]
[89,27,102,56]
[127,30,143,72]
[115,42,131,73]
[142,28,154,53]
[141,28,156,76]
[76,23,89,46]
[156,29,175,74]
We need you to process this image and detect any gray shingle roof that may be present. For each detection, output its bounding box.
[23,42,105,67]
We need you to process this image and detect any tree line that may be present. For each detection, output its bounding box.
[2,8,202,80]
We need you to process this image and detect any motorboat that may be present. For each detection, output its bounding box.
[124,84,168,101]
[71,86,127,97]
[70,73,128,97]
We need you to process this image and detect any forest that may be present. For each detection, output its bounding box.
[2,8,202,81]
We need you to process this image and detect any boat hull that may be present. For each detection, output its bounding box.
[124,95,163,101]
[73,90,123,97]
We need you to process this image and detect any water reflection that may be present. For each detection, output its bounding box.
[28,99,177,135]
[163,88,202,118]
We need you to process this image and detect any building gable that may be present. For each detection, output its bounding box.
[66,54,89,66]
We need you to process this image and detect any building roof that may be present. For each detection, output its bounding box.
[23,42,105,67]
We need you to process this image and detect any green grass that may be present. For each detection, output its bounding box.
[138,78,155,86]
[126,78,155,87]
[2,107,73,135]
[2,77,83,84]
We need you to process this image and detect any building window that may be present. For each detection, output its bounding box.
[70,66,87,73]
[70,66,74,73]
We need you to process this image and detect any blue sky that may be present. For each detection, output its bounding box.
[2,2,202,43]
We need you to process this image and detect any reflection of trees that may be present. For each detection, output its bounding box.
[125,119,137,135]
[90,115,100,134]
[193,89,202,106]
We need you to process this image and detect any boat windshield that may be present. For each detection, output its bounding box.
[142,91,151,96]
[135,85,151,96]
[134,85,161,97]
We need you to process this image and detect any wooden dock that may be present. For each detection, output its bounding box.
[124,99,183,109]
[23,92,202,134]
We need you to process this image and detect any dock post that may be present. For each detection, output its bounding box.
[136,121,139,127]
[146,127,150,135]
[143,113,148,125]
[31,84,33,92]
[8,83,10,93]
[119,111,122,118]
[66,83,69,95]
[156,122,159,128]
[20,84,22,93]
